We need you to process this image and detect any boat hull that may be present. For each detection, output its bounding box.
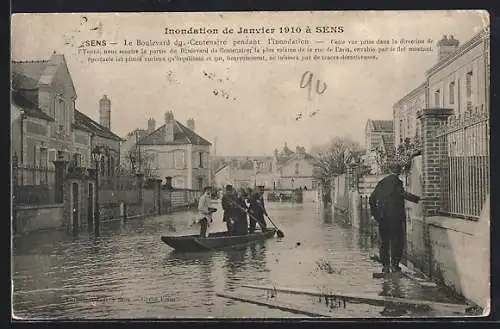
[161,228,276,252]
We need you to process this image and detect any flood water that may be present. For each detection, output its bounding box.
[12,201,463,319]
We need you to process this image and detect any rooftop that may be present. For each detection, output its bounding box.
[11,55,122,142]
[369,120,394,132]
[138,121,211,146]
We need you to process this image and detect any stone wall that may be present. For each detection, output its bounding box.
[426,197,490,309]
[14,204,64,235]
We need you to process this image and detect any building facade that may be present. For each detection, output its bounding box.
[11,53,122,188]
[427,32,488,120]
[393,82,426,145]
[274,145,318,190]
[363,119,395,174]
[364,119,394,151]
[394,31,489,151]
[135,112,212,189]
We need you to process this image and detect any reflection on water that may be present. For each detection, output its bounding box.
[13,203,461,319]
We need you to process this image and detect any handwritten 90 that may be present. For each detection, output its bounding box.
[300,71,327,101]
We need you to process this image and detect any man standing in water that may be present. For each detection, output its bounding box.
[198,186,213,238]
[369,162,420,273]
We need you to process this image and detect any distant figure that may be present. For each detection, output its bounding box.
[304,186,308,191]
[221,184,235,233]
[369,162,420,273]
[198,186,213,238]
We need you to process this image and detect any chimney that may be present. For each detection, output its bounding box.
[164,111,175,143]
[147,118,156,132]
[99,95,111,129]
[186,118,195,131]
[437,34,459,62]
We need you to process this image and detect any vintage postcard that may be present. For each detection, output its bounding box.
[11,11,490,319]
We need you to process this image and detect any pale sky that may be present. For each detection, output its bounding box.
[11,11,488,156]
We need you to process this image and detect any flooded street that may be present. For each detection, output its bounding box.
[13,202,463,319]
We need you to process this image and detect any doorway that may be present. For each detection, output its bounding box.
[71,182,79,234]
[88,182,94,230]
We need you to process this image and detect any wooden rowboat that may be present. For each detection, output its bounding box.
[161,228,276,252]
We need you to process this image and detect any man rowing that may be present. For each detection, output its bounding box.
[221,185,236,233]
[248,186,268,233]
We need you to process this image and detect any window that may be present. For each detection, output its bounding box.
[295,163,300,175]
[449,81,455,105]
[109,156,114,176]
[40,148,48,168]
[72,153,82,167]
[174,150,185,169]
[199,152,203,168]
[466,71,473,98]
[434,89,441,107]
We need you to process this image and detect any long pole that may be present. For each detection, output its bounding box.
[94,158,100,237]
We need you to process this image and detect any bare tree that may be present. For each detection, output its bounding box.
[311,137,365,204]
[124,147,158,177]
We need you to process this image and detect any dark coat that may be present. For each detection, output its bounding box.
[249,193,267,219]
[222,193,236,222]
[369,174,420,227]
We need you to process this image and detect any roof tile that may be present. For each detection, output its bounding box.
[138,121,211,146]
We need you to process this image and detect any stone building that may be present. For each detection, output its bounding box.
[394,31,489,149]
[274,145,319,190]
[393,82,426,145]
[11,53,122,190]
[364,119,394,151]
[134,112,212,189]
[363,119,395,174]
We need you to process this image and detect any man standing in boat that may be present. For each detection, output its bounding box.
[249,186,268,232]
[198,186,214,238]
[234,188,249,235]
[221,185,236,233]
[369,162,420,273]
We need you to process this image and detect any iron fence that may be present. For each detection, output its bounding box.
[12,163,57,205]
[436,110,489,219]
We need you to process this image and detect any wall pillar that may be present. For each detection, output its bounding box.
[416,108,453,216]
[153,178,162,215]
[136,173,145,215]
[346,164,360,192]
[53,160,69,203]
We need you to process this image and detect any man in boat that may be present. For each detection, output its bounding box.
[369,162,420,273]
[221,185,236,233]
[198,186,214,238]
[233,188,249,235]
[248,186,268,233]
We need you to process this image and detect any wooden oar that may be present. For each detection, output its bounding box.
[264,213,285,238]
[230,199,284,238]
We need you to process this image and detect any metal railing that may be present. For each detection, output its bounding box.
[436,110,489,219]
[12,163,57,205]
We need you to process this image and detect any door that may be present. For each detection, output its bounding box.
[72,182,79,234]
[88,183,94,230]
[197,176,204,190]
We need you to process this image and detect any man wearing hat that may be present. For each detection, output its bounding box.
[221,185,236,233]
[369,162,421,273]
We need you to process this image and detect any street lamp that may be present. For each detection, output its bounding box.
[91,145,104,237]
